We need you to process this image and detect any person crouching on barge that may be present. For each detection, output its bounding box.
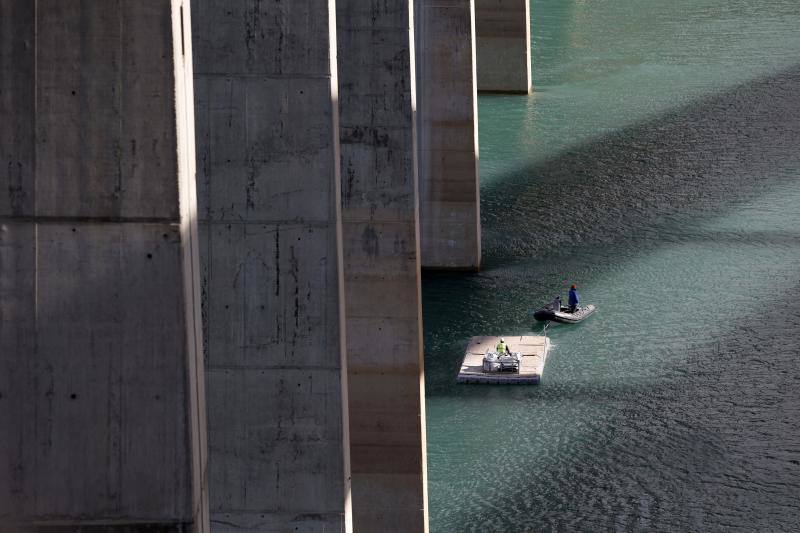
[496,338,509,354]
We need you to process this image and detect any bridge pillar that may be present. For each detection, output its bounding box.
[0,1,208,530]
[191,1,352,531]
[475,0,532,94]
[337,1,429,531]
[415,0,482,270]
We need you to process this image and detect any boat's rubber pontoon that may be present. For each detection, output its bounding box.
[533,298,596,324]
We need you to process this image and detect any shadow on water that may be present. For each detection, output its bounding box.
[422,64,800,393]
[479,63,800,263]
[423,65,800,530]
[442,283,800,532]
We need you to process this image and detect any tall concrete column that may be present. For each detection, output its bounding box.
[475,0,531,94]
[337,1,429,531]
[415,0,482,270]
[0,1,208,530]
[191,1,352,531]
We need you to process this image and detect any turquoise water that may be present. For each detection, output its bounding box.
[422,1,800,530]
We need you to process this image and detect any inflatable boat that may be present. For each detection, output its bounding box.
[533,298,596,324]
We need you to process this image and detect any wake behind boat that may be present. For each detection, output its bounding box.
[534,298,596,324]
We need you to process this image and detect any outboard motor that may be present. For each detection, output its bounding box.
[534,295,564,321]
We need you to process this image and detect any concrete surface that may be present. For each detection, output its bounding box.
[0,1,207,530]
[337,1,429,531]
[415,0,481,270]
[191,1,352,531]
[475,0,531,93]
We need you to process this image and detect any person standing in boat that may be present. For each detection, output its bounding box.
[568,283,580,313]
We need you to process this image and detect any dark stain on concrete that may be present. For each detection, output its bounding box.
[361,225,380,257]
[7,161,25,215]
[274,226,280,296]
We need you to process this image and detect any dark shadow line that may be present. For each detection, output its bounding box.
[477,63,800,264]
[426,63,800,532]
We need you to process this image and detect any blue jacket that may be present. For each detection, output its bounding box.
[568,287,580,307]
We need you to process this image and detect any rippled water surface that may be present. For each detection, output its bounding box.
[422,1,800,531]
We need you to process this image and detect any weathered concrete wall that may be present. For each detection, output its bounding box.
[0,1,208,530]
[415,0,481,270]
[337,1,429,531]
[191,1,352,531]
[475,0,531,93]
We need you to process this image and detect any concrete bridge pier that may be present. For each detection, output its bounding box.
[475,0,532,94]
[0,1,208,530]
[191,0,352,531]
[0,0,493,530]
[415,0,482,270]
[193,0,430,530]
[338,1,429,530]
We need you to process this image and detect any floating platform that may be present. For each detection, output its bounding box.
[457,335,549,385]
